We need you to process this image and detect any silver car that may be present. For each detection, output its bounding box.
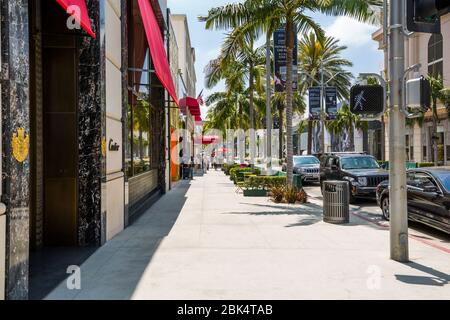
[283,156,321,183]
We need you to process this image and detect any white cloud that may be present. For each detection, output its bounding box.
[324,16,378,48]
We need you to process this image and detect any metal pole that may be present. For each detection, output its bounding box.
[320,61,325,154]
[389,0,409,262]
[266,33,272,173]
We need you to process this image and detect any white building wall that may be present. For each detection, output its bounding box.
[374,12,450,163]
[105,0,124,241]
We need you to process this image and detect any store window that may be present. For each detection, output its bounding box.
[126,0,161,177]
[428,34,443,78]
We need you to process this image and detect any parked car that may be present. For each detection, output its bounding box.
[281,155,321,183]
[320,153,389,203]
[376,168,450,234]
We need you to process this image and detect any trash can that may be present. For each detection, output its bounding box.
[323,181,350,224]
[293,174,303,190]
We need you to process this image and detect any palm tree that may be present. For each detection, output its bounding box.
[298,32,353,154]
[326,104,367,151]
[272,91,306,160]
[200,0,381,186]
[428,75,446,166]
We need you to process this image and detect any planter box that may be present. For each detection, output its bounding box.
[243,189,268,197]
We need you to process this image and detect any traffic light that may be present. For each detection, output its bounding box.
[350,85,385,119]
[406,0,450,34]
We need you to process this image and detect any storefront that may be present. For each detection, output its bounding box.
[125,0,178,219]
[1,0,179,300]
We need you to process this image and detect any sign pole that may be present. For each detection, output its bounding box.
[320,61,325,154]
[389,0,409,262]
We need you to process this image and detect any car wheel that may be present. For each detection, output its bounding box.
[349,191,357,204]
[381,196,390,221]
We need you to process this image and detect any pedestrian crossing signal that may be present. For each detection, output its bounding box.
[350,85,385,119]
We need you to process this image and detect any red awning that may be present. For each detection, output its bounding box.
[195,115,203,123]
[180,96,200,115]
[189,106,201,116]
[194,135,219,145]
[180,97,200,107]
[138,0,179,106]
[55,0,96,38]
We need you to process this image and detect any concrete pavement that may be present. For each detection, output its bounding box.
[45,170,450,300]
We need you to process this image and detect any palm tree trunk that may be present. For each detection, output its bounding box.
[307,121,313,154]
[349,126,355,152]
[238,101,245,164]
[139,128,144,160]
[249,61,255,166]
[432,108,438,166]
[278,106,284,160]
[265,33,272,171]
[285,19,294,186]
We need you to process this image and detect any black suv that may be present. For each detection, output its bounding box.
[320,153,388,203]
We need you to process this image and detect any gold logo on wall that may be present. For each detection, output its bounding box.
[12,127,30,163]
[101,137,107,157]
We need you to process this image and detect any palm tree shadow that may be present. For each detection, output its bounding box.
[395,261,450,287]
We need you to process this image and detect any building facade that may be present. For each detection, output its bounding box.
[171,14,198,163]
[372,13,450,164]
[0,0,194,300]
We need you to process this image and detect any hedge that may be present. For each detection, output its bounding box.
[223,164,240,175]
[246,176,287,190]
[418,162,435,168]
[230,167,261,183]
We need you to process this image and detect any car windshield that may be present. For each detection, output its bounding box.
[294,157,319,165]
[436,172,450,192]
[341,157,380,170]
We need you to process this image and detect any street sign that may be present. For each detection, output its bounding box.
[274,26,298,92]
[325,87,338,120]
[350,85,385,118]
[308,87,321,120]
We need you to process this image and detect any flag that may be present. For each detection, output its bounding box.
[197,89,204,105]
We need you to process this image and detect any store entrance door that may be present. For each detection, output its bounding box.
[30,0,79,247]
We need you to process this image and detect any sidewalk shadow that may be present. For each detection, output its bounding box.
[38,180,191,300]
[232,202,391,231]
[395,261,450,287]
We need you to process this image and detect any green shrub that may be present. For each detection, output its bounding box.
[296,189,308,204]
[230,167,261,184]
[247,176,286,190]
[224,164,240,175]
[284,186,298,204]
[418,162,434,168]
[270,186,285,203]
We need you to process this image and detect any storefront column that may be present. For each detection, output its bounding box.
[1,0,30,300]
[77,0,107,246]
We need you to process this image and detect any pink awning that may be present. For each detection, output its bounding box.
[55,0,96,38]
[138,0,179,106]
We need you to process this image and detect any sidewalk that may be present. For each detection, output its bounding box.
[46,171,450,300]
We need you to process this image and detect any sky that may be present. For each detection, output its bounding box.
[167,0,384,118]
